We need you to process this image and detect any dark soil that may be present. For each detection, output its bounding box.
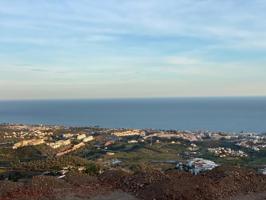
[0,166,266,200]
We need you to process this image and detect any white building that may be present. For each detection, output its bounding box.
[48,139,71,149]
[83,136,94,143]
[188,158,218,175]
[112,130,145,137]
[77,134,86,140]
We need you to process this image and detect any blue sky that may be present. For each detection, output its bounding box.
[0,0,266,99]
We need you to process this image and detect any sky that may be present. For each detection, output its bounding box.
[0,0,266,100]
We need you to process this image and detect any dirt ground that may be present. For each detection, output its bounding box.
[58,191,266,200]
[89,191,139,200]
[1,166,266,200]
[59,191,138,200]
[228,192,266,200]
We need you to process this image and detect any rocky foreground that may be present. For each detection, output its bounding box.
[1,166,266,200]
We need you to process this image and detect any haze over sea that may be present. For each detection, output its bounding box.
[0,97,266,133]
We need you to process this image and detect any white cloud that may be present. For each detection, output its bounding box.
[0,0,266,98]
[1,0,266,48]
[165,56,201,65]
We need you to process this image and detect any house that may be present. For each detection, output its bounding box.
[259,168,266,175]
[128,140,138,144]
[187,158,218,175]
[62,133,74,139]
[56,142,85,156]
[77,134,86,140]
[48,139,71,149]
[83,136,94,143]
[104,141,114,147]
[110,159,122,165]
[112,130,145,137]
[106,152,115,156]
[12,139,45,149]
[177,158,218,175]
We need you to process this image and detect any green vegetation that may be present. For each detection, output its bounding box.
[0,168,6,173]
[1,124,266,182]
[13,156,91,171]
[85,163,100,175]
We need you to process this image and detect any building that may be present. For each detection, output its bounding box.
[208,147,248,158]
[56,142,85,157]
[112,130,145,137]
[83,136,94,143]
[128,140,138,144]
[62,133,74,139]
[177,158,218,175]
[258,168,266,175]
[48,139,71,149]
[13,139,45,149]
[187,158,218,175]
[77,134,86,140]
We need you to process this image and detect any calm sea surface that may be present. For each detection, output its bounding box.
[0,97,266,133]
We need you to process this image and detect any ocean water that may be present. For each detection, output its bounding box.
[0,97,266,133]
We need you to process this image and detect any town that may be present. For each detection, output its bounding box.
[1,123,266,199]
[1,124,266,173]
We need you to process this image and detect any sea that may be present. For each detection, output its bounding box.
[0,97,266,133]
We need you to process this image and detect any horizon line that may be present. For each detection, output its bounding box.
[1,95,266,102]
